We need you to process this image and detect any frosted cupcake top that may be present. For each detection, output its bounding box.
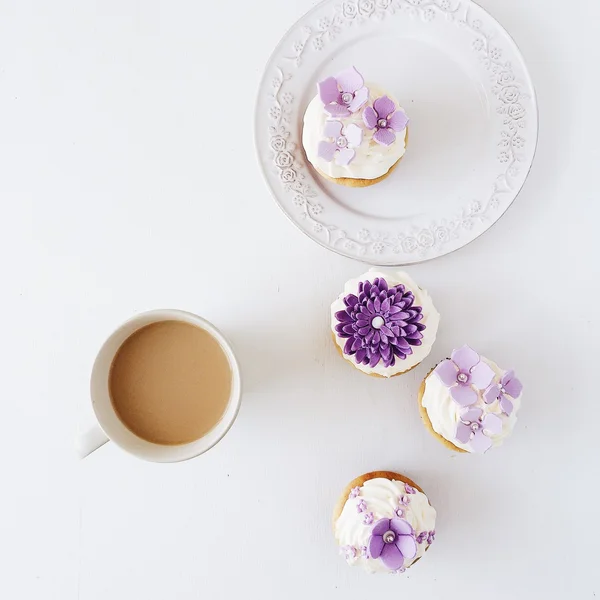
[330,270,440,377]
[302,66,408,180]
[335,477,436,574]
[421,345,524,453]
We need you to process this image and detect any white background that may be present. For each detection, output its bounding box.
[0,0,598,598]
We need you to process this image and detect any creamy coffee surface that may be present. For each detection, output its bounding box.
[109,320,231,445]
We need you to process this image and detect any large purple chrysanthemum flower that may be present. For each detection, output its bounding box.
[334,278,426,368]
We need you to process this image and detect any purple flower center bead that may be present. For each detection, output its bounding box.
[334,278,426,369]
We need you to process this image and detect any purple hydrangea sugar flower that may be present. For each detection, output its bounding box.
[363,512,374,525]
[356,499,367,513]
[484,370,523,416]
[456,407,503,453]
[399,495,410,506]
[368,518,417,571]
[318,67,369,117]
[427,530,435,545]
[404,484,416,495]
[349,486,361,499]
[416,532,428,544]
[334,278,426,369]
[363,96,409,146]
[318,120,363,166]
[434,345,495,407]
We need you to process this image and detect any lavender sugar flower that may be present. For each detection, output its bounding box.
[363,96,409,146]
[368,518,417,571]
[434,345,495,407]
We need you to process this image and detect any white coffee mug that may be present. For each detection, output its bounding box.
[77,309,242,462]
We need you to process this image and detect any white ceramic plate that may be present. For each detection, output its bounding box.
[255,0,537,265]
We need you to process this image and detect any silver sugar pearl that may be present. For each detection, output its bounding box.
[457,373,468,383]
[336,136,348,148]
[371,316,384,330]
[471,422,480,432]
[341,92,353,104]
[383,531,396,544]
[377,118,388,128]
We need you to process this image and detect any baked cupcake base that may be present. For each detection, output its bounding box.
[330,270,439,378]
[316,157,401,188]
[418,346,523,454]
[333,470,436,573]
[303,68,410,187]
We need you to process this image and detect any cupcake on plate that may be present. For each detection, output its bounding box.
[302,66,409,187]
[418,345,523,454]
[331,270,440,378]
[333,471,436,574]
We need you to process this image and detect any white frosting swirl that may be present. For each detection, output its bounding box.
[421,357,522,452]
[302,85,407,180]
[334,478,437,574]
[330,270,440,377]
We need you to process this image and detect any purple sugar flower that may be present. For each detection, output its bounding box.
[456,407,503,453]
[363,512,374,525]
[368,518,417,571]
[484,370,523,416]
[356,499,367,513]
[334,278,426,369]
[404,484,416,495]
[416,531,428,544]
[427,530,436,545]
[318,120,363,166]
[349,486,361,499]
[363,96,409,146]
[399,495,410,506]
[318,66,369,117]
[434,345,495,407]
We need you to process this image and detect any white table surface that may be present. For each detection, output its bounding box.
[1,1,598,598]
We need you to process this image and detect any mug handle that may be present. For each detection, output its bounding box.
[76,424,110,459]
